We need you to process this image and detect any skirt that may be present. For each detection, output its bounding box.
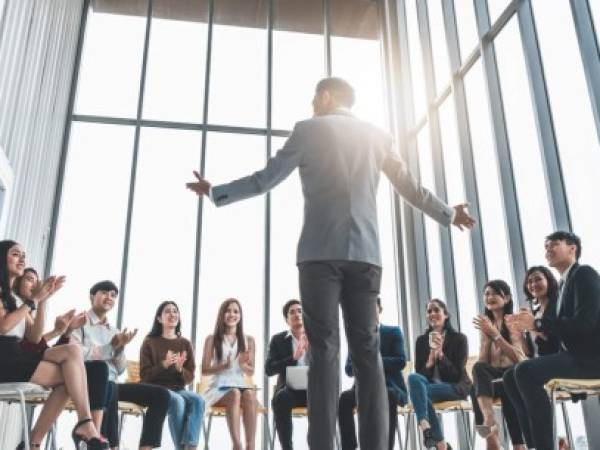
[0,335,45,382]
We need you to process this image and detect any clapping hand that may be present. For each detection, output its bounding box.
[174,351,188,372]
[162,350,178,369]
[293,335,309,361]
[50,275,66,296]
[186,170,212,197]
[32,276,57,303]
[452,203,476,231]
[53,309,76,335]
[473,315,497,339]
[111,328,138,350]
[506,308,535,332]
[66,312,87,335]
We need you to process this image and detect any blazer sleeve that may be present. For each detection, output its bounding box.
[265,334,296,377]
[211,123,306,207]
[414,335,433,378]
[541,266,600,337]
[381,142,453,226]
[381,327,407,376]
[438,333,468,380]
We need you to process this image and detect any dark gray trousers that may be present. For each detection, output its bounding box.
[299,261,388,450]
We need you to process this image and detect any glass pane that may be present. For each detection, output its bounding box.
[331,0,386,128]
[74,3,147,118]
[417,126,446,301]
[428,0,452,92]
[406,0,427,121]
[591,1,600,43]
[50,122,134,325]
[197,134,265,433]
[464,60,515,290]
[208,1,267,127]
[269,136,302,329]
[495,18,554,267]
[439,97,478,350]
[487,0,510,26]
[121,128,201,361]
[532,0,600,270]
[272,0,324,131]
[454,0,479,61]
[142,0,209,123]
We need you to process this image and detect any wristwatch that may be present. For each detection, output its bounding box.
[23,298,36,311]
[534,318,543,332]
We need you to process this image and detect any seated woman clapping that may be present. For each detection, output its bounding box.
[471,280,530,450]
[201,298,258,450]
[0,240,107,449]
[408,299,471,450]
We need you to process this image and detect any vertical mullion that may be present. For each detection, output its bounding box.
[263,0,274,449]
[191,0,215,353]
[116,0,153,328]
[473,0,526,294]
[570,0,600,142]
[517,0,571,232]
[324,0,332,75]
[415,0,459,327]
[442,0,488,307]
[45,0,89,277]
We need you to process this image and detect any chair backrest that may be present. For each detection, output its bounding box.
[127,360,140,383]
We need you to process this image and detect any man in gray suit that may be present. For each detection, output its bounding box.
[187,77,475,450]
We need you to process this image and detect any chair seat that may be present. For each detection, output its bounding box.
[0,382,49,400]
[208,404,268,416]
[545,378,600,394]
[118,401,146,416]
[433,400,472,411]
[397,405,413,415]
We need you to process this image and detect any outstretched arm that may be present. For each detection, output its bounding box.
[187,123,306,206]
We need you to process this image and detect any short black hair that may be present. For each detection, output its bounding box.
[282,299,301,319]
[316,77,355,108]
[90,280,119,297]
[545,231,582,260]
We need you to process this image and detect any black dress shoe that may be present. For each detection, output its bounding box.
[422,428,437,449]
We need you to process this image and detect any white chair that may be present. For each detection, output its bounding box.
[0,382,50,450]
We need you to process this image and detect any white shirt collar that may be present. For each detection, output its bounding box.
[87,309,110,328]
[560,261,577,283]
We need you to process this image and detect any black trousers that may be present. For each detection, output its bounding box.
[510,352,600,450]
[102,381,170,448]
[338,388,400,450]
[470,362,524,445]
[272,387,308,450]
[85,361,109,411]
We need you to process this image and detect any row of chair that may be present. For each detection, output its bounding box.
[1,357,598,450]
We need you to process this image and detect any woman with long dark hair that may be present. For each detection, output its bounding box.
[13,267,110,438]
[0,240,107,449]
[201,298,257,450]
[471,280,530,450]
[503,266,560,449]
[407,299,470,450]
[140,300,204,450]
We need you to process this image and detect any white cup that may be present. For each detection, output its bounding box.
[429,331,441,349]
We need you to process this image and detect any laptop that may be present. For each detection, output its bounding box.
[286,365,308,390]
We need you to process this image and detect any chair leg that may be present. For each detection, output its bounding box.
[118,412,127,448]
[552,390,558,450]
[204,414,213,450]
[17,391,30,450]
[270,413,276,450]
[404,412,412,450]
[560,401,574,450]
[396,414,403,450]
[459,410,473,450]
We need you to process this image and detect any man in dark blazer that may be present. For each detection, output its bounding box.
[187,77,475,450]
[265,299,309,450]
[338,298,407,450]
[509,231,600,450]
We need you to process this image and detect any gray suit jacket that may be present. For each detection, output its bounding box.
[211,110,453,266]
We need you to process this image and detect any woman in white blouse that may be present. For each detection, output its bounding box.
[202,298,257,450]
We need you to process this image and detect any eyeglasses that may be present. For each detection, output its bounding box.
[426,307,441,314]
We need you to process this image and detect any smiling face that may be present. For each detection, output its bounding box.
[484,286,508,312]
[526,270,549,300]
[158,303,180,329]
[18,270,39,300]
[223,301,241,328]
[91,289,117,315]
[545,239,577,271]
[426,300,448,330]
[6,244,26,279]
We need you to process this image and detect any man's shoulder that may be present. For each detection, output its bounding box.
[572,264,600,283]
[270,330,289,342]
[380,324,402,337]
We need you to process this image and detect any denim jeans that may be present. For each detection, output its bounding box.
[407,373,462,443]
[168,389,206,449]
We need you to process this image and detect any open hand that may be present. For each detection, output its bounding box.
[32,276,57,303]
[473,315,497,339]
[54,309,76,335]
[162,350,177,368]
[175,351,187,372]
[186,170,211,197]
[452,203,476,231]
[67,312,87,333]
[111,328,138,350]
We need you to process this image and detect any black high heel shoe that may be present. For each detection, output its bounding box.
[16,442,40,449]
[71,418,108,450]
